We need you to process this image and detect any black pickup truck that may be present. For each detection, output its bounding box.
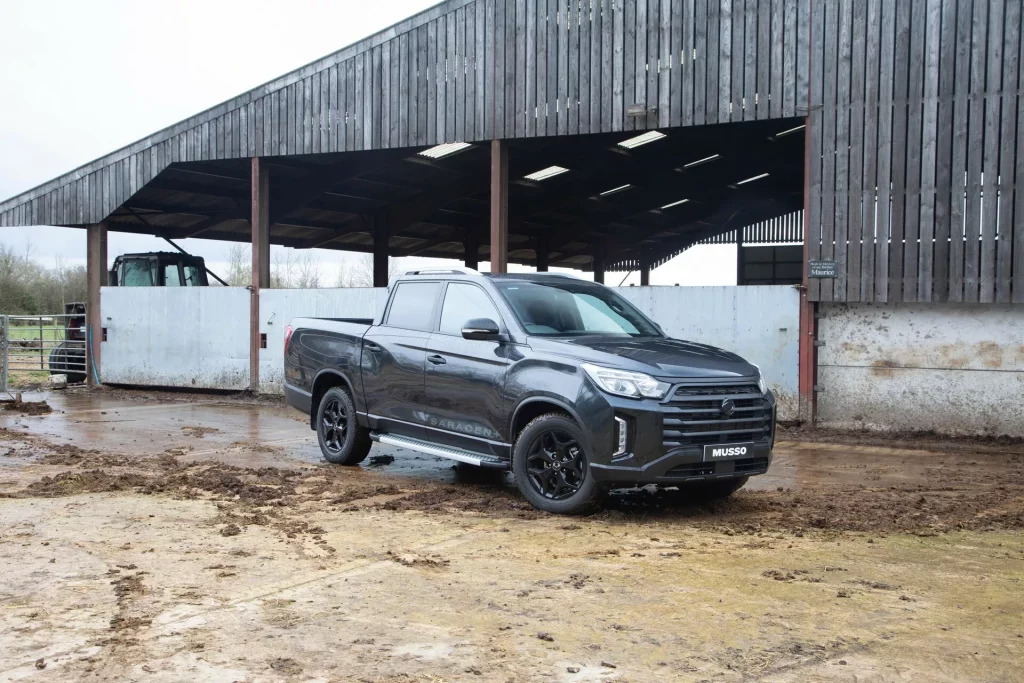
[284,270,776,514]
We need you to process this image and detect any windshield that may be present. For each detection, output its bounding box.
[494,280,662,337]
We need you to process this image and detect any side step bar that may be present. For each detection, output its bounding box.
[371,432,510,470]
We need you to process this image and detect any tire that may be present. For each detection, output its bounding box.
[315,387,372,465]
[512,413,601,515]
[682,476,749,501]
[48,343,87,384]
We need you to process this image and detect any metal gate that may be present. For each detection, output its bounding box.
[0,312,89,392]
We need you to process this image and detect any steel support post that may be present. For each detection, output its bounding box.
[251,157,270,393]
[489,140,509,274]
[86,222,107,386]
[736,226,746,285]
[372,215,390,287]
[1,315,8,393]
[463,232,480,270]
[798,100,817,425]
[536,234,549,272]
[592,240,606,284]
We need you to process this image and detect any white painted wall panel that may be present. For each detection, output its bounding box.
[259,288,389,393]
[818,303,1024,436]
[617,286,801,419]
[101,287,250,390]
[101,285,799,422]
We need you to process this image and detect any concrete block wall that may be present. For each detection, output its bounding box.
[817,303,1024,437]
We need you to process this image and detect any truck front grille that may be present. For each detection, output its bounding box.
[661,383,772,449]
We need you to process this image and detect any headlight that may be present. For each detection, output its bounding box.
[753,364,768,394]
[581,363,670,399]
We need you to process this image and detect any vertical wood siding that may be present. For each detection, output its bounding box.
[1,0,808,228]
[808,0,1024,303]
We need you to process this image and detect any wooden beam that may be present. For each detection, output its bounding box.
[490,140,509,273]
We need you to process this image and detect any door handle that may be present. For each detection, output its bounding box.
[365,342,382,353]
[427,354,447,365]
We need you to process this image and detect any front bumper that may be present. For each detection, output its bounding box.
[590,440,773,485]
[582,381,776,486]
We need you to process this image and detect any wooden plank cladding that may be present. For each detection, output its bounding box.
[2,0,1021,305]
[1,0,808,229]
[807,0,1024,304]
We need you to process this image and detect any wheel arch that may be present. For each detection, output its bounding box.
[509,395,586,443]
[309,369,357,430]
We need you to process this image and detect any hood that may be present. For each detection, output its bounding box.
[527,335,758,379]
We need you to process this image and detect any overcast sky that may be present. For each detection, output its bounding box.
[0,0,736,286]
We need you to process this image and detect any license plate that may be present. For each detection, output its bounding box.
[703,443,755,461]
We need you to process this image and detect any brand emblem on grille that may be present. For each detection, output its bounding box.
[719,398,736,417]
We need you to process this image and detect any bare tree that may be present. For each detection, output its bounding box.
[225,244,251,287]
[334,260,357,287]
[270,251,293,288]
[349,254,401,287]
[292,251,322,289]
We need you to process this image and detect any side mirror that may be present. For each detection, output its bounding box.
[108,269,118,286]
[462,318,501,340]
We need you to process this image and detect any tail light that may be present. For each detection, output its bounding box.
[283,325,294,355]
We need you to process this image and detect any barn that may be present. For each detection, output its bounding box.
[1,0,1021,435]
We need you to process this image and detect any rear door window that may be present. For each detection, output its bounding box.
[385,282,441,331]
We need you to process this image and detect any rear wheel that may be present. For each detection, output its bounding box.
[316,387,372,465]
[513,413,601,515]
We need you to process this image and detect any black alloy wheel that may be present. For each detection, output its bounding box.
[320,396,348,456]
[525,429,587,500]
[315,386,372,465]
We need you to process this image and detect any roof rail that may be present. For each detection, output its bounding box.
[403,267,481,276]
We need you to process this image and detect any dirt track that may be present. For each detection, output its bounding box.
[1,390,1023,681]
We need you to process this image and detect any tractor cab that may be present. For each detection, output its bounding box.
[109,252,209,287]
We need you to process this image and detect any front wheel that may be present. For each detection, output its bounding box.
[316,387,372,465]
[512,413,601,515]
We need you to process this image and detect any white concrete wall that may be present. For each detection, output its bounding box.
[258,288,389,393]
[101,287,251,390]
[817,303,1024,437]
[617,286,800,418]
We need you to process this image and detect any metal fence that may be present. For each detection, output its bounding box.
[1,314,88,392]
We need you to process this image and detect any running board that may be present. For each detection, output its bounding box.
[371,432,510,470]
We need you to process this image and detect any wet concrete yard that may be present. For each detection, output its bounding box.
[1,389,1022,681]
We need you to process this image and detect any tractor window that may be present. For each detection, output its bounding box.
[164,265,182,287]
[182,265,203,286]
[119,259,154,286]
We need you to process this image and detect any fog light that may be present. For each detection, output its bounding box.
[614,416,628,456]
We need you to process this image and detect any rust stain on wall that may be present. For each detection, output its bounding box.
[975,341,1004,369]
[870,360,900,378]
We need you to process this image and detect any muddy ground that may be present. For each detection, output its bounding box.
[0,390,1022,682]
